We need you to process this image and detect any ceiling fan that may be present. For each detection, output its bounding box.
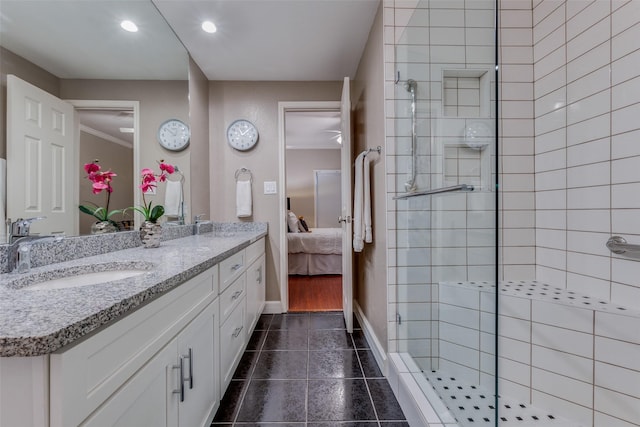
[323,130,342,144]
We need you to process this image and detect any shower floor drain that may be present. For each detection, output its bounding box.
[424,372,584,426]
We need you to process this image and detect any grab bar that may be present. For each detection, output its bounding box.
[393,184,474,200]
[606,236,640,256]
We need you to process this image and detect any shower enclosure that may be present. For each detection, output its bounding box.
[392,1,499,425]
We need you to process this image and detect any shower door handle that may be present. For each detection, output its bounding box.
[338,216,351,224]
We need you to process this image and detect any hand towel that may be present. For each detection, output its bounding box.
[364,151,378,243]
[236,179,252,218]
[164,180,182,217]
[352,151,366,252]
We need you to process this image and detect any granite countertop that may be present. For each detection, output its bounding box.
[0,227,267,357]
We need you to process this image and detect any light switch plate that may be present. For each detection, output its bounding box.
[263,181,277,194]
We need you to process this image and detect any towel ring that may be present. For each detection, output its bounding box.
[235,167,253,183]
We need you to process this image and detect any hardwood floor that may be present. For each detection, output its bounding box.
[288,275,343,312]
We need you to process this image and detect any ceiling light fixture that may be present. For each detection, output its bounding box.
[202,21,217,33]
[119,127,135,133]
[120,20,138,33]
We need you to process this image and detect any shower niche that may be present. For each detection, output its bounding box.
[435,69,494,191]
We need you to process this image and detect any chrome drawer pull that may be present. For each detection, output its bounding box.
[231,263,242,271]
[172,357,185,402]
[257,266,262,284]
[185,347,193,389]
[231,290,243,300]
[232,325,244,338]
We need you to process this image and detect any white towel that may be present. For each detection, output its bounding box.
[236,180,252,218]
[364,152,378,243]
[352,151,366,252]
[164,180,182,217]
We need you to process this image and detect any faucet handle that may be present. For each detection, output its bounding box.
[11,216,46,237]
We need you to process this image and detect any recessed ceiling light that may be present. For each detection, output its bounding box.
[120,20,138,32]
[202,21,217,33]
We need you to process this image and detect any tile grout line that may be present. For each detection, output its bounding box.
[352,331,382,427]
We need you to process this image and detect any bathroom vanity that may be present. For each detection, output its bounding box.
[0,224,267,427]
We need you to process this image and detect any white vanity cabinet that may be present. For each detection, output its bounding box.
[218,237,265,391]
[0,234,267,427]
[49,267,220,427]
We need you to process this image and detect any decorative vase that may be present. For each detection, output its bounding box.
[91,221,117,235]
[140,221,162,248]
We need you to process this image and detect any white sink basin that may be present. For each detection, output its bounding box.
[25,269,149,290]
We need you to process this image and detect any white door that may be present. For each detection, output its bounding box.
[314,170,341,228]
[340,77,354,333]
[7,74,77,236]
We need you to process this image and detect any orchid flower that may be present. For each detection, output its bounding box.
[132,160,176,223]
[78,160,124,224]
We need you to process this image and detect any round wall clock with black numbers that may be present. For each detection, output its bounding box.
[227,119,259,151]
[157,118,190,151]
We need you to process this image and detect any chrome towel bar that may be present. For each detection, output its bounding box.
[606,236,640,255]
[393,184,474,200]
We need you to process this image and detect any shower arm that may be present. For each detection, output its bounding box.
[404,79,418,193]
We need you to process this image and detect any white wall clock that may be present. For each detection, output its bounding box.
[227,119,259,151]
[158,118,190,151]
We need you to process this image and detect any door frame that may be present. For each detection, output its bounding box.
[67,99,140,229]
[277,101,341,313]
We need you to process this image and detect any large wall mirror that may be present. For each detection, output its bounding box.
[0,0,190,238]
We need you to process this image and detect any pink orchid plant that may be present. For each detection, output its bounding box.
[132,160,175,223]
[79,160,123,225]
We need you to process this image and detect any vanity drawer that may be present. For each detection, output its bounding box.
[220,273,246,323]
[245,237,264,266]
[220,298,246,392]
[219,250,245,292]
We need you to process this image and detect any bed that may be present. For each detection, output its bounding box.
[288,228,342,275]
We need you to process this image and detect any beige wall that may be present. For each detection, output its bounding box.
[209,81,342,302]
[285,149,341,228]
[78,131,134,234]
[189,57,210,221]
[60,79,190,224]
[0,47,60,158]
[352,4,387,351]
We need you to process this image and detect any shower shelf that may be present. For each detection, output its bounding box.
[441,280,640,317]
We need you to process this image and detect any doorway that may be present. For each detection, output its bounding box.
[283,107,343,312]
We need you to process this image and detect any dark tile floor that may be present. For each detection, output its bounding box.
[211,311,408,427]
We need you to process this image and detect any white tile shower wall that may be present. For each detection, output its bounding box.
[533,0,640,313]
[387,0,499,365]
[500,0,536,281]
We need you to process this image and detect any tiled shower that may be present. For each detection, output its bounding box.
[385,0,640,426]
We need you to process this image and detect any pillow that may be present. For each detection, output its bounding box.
[298,217,309,232]
[287,211,300,233]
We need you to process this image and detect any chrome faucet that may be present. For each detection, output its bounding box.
[10,235,64,273]
[193,214,212,235]
[6,217,64,273]
[8,217,46,244]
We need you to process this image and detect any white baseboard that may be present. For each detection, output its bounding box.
[353,301,387,377]
[263,301,283,314]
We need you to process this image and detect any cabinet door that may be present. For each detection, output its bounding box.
[177,301,220,427]
[80,340,178,427]
[245,254,266,337]
[220,298,246,391]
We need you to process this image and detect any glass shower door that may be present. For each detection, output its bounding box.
[393,0,498,425]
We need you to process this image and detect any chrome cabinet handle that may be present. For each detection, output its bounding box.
[231,290,243,300]
[232,325,244,338]
[185,348,193,390]
[231,263,242,271]
[256,266,262,284]
[172,357,185,402]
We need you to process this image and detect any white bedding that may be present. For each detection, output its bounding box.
[287,228,342,255]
